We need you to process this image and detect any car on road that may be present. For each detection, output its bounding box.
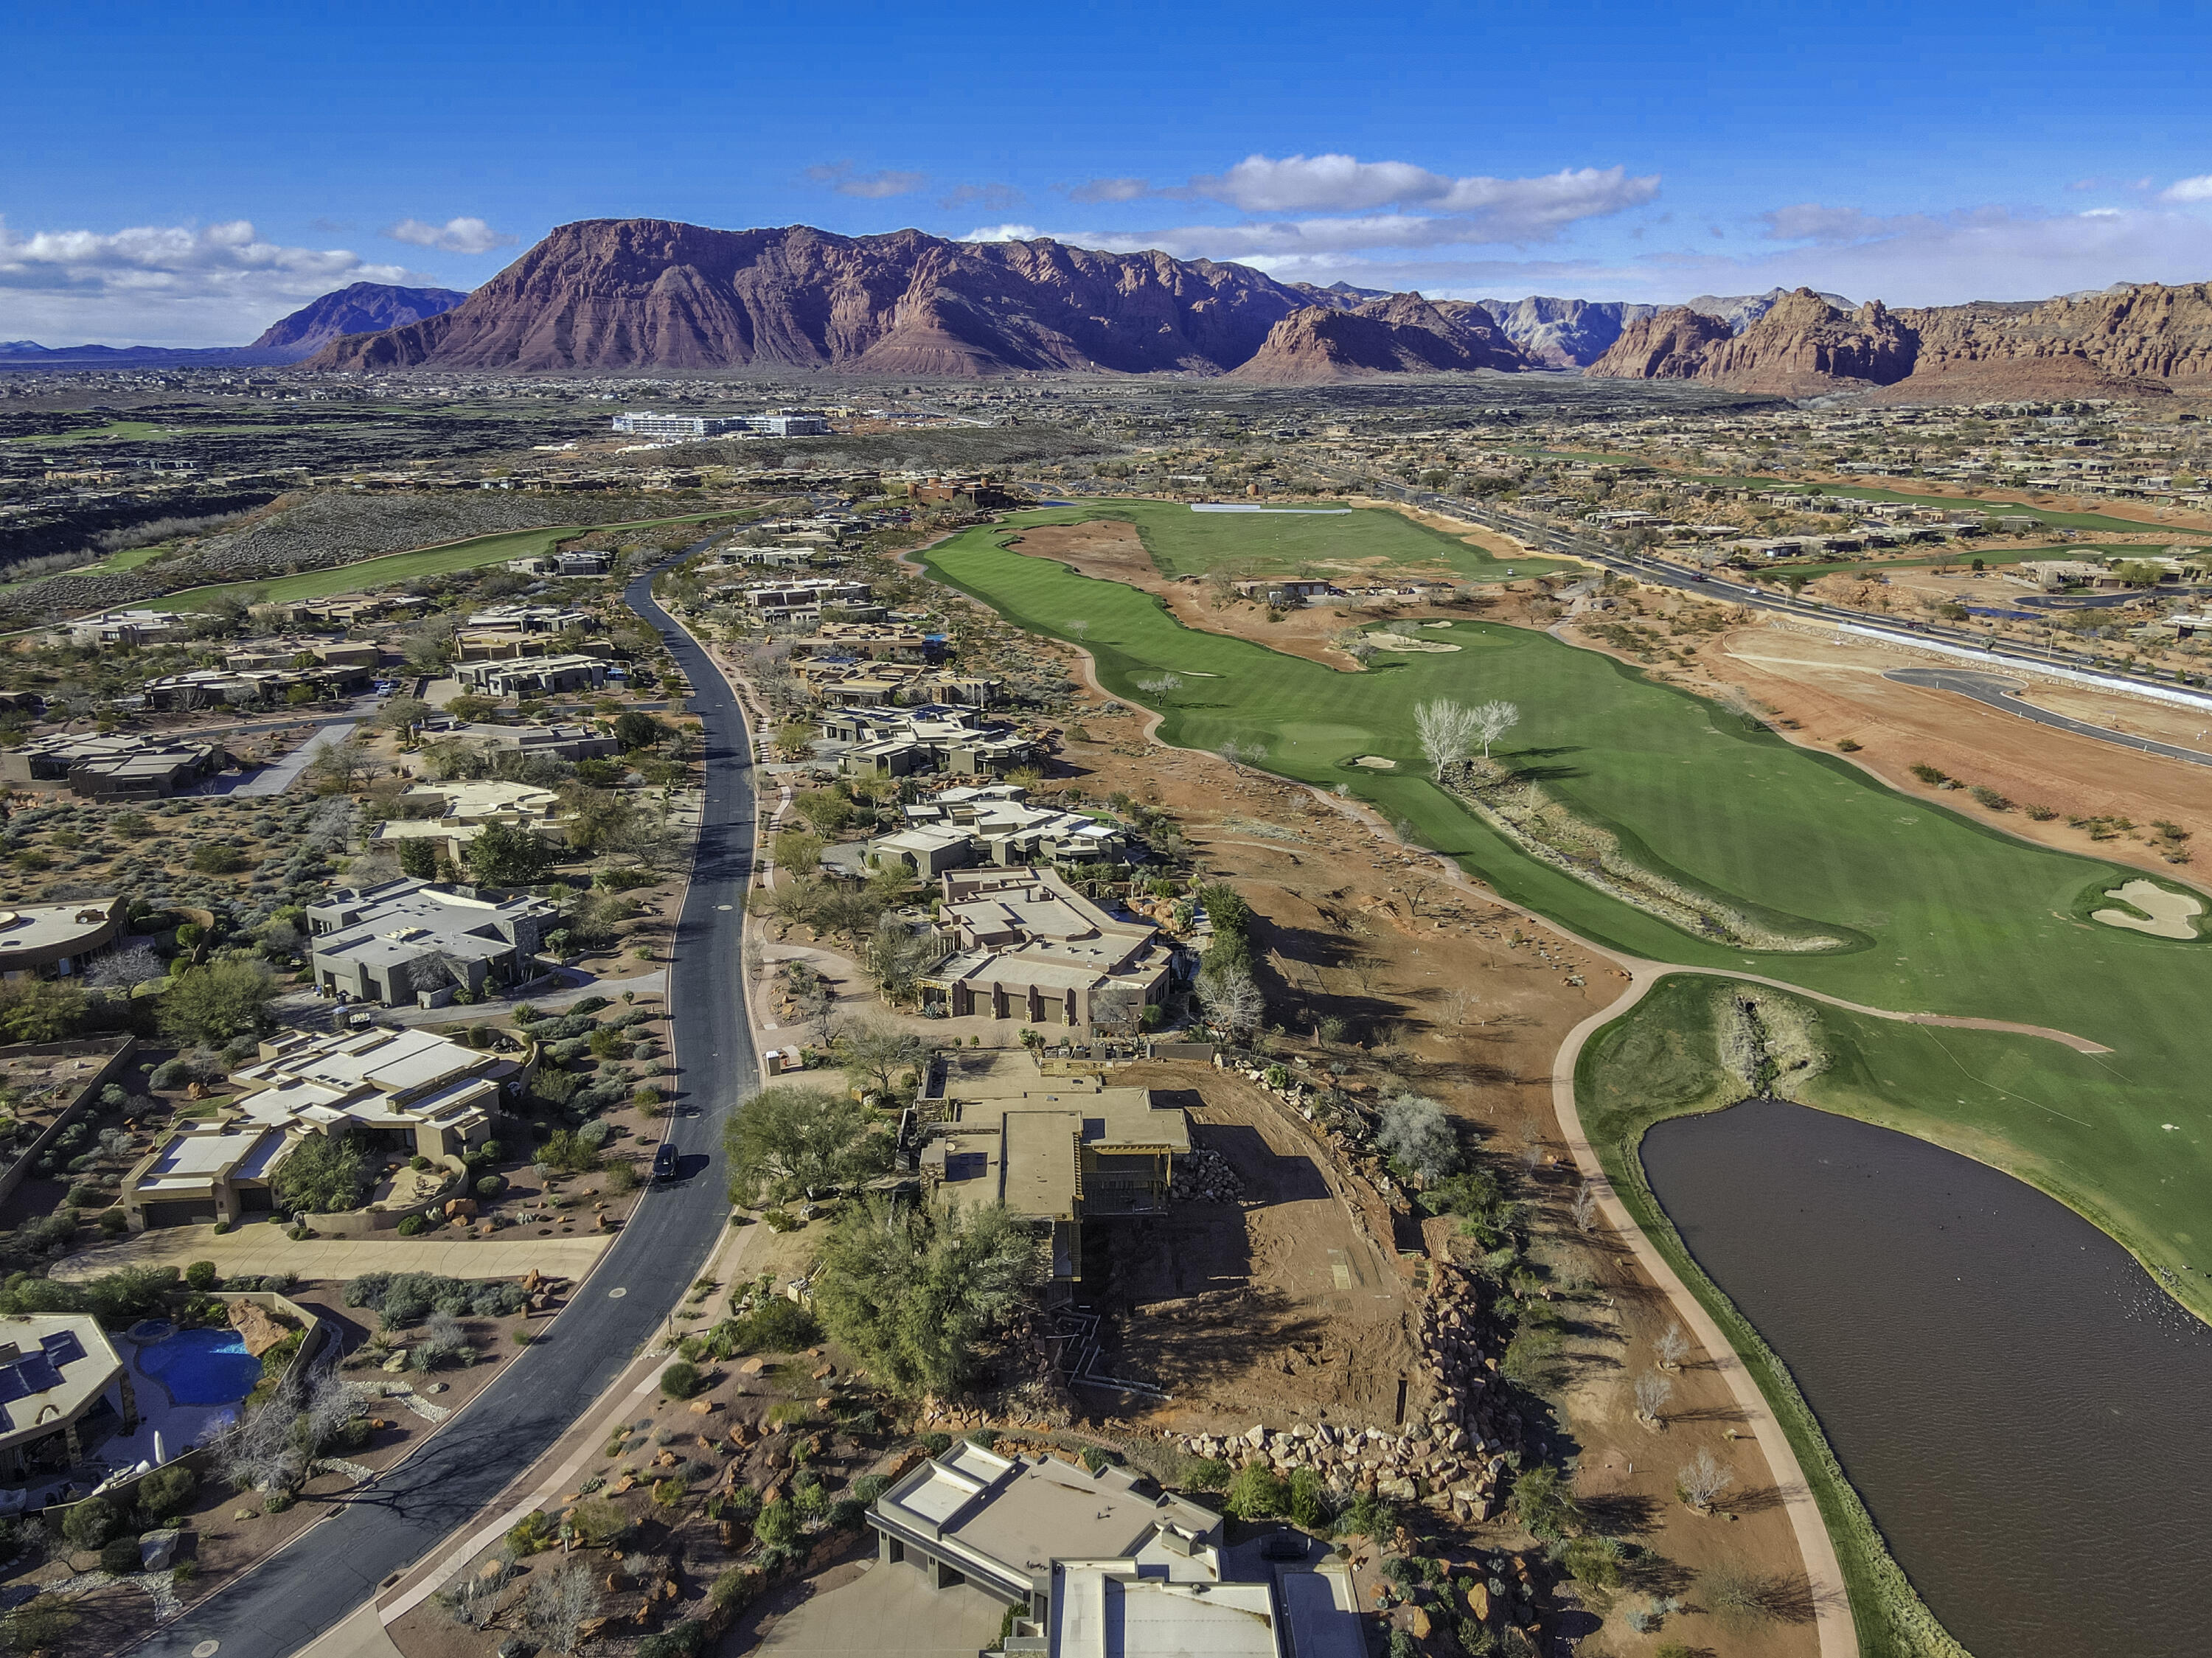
[653,1143,679,1182]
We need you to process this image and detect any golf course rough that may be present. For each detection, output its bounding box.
[924,504,2212,1331]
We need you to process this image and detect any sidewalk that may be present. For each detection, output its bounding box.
[54,1220,611,1283]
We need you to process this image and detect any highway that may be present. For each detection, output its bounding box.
[1881,666,2212,770]
[1367,480,2212,709]
[133,551,761,1658]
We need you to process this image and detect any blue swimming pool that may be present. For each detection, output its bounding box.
[136,1328,261,1405]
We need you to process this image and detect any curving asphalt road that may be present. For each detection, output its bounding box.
[1882,666,2212,770]
[133,553,760,1658]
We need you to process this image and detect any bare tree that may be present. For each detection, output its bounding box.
[1633,1370,1674,1428]
[1134,672,1183,695]
[300,1372,364,1457]
[1195,965,1264,1040]
[1677,1446,1734,1514]
[1570,1183,1600,1234]
[437,1558,513,1630]
[1439,986,1480,1028]
[1413,697,1481,774]
[1472,700,1521,759]
[86,945,164,990]
[1517,1120,1547,1175]
[1654,1321,1691,1373]
[1377,1093,1461,1179]
[525,1563,602,1654]
[1067,619,1091,643]
[1218,738,1268,773]
[218,1374,303,1493]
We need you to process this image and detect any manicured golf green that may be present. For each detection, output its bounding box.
[136,512,745,612]
[925,516,2212,1318]
[1008,498,1573,583]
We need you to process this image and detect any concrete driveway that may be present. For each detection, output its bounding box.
[759,1560,1006,1658]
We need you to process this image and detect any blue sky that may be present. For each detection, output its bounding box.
[7,0,2212,343]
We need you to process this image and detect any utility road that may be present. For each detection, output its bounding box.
[134,554,759,1658]
[1881,666,2212,769]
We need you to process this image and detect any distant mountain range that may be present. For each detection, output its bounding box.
[10,222,2212,398]
[0,282,467,369]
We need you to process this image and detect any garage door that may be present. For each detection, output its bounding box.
[142,1201,218,1229]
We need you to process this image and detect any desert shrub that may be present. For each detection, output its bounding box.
[505,1509,557,1556]
[709,1298,819,1356]
[570,1496,630,1550]
[1185,1458,1231,1491]
[135,1464,198,1523]
[184,1260,219,1291]
[100,1534,145,1574]
[1287,1467,1332,1531]
[659,1360,701,1398]
[1222,1463,1288,1519]
[60,1496,120,1549]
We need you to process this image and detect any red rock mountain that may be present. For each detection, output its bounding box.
[1231,293,1528,381]
[1590,282,2212,397]
[307,220,1411,377]
[249,282,467,358]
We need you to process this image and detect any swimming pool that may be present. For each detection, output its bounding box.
[135,1328,261,1406]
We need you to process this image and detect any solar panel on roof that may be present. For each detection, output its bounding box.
[39,1331,84,1367]
[13,1356,60,1393]
[0,1368,25,1405]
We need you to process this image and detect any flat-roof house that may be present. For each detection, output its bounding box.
[120,1025,510,1230]
[917,869,1172,1029]
[0,734,226,799]
[876,784,1126,875]
[0,1316,134,1479]
[453,654,610,698]
[922,1051,1190,1280]
[306,879,557,1006]
[868,1442,1222,1616]
[376,780,565,856]
[820,706,1036,779]
[0,897,123,981]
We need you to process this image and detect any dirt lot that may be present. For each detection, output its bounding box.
[1707,620,2212,881]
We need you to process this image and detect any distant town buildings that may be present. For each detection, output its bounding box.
[612,411,831,438]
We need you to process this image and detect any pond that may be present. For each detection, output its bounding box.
[1641,1098,2212,1658]
[134,1326,262,1407]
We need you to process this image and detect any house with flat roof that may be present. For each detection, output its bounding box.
[818,705,1036,779]
[869,1442,1222,1617]
[305,879,557,1006]
[0,734,226,799]
[414,719,618,762]
[0,1316,133,1480]
[917,869,1172,1029]
[877,784,1127,876]
[0,897,123,981]
[453,653,610,698]
[120,1025,510,1229]
[921,1051,1190,1279]
[376,781,564,858]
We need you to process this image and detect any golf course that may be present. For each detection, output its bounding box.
[927,504,2212,1317]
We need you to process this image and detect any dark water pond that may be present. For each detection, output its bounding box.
[1641,1098,2212,1658]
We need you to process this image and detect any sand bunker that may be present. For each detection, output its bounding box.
[1369,637,1462,653]
[2093,880,2204,939]
[1350,756,1398,770]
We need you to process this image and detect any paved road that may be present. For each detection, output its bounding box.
[1369,481,2212,708]
[1882,666,2212,769]
[133,549,761,1658]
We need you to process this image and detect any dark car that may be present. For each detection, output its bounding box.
[653,1144,679,1182]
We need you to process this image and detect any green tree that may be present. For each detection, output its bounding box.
[724,1084,890,1207]
[811,1197,1043,1395]
[1222,1463,1289,1519]
[0,980,87,1043]
[837,1016,922,1099]
[158,958,278,1046]
[272,1135,371,1214]
[614,711,668,751]
[466,821,551,885]
[397,837,441,881]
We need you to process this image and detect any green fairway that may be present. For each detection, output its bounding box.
[1005,498,1575,583]
[923,517,2212,1320]
[7,419,301,448]
[136,512,743,612]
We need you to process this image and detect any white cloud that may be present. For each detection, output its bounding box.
[806,163,929,200]
[1168,155,1660,240]
[2160,175,2212,203]
[961,224,1039,243]
[939,183,1024,212]
[382,215,516,254]
[0,217,430,346]
[1065,176,1152,204]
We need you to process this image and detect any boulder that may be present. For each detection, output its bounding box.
[445,1197,479,1220]
[688,1398,719,1415]
[229,1300,291,1359]
[138,1530,179,1572]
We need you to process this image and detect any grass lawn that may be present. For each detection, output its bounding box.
[5,419,295,447]
[1000,498,1575,584]
[925,518,2212,1314]
[134,512,745,611]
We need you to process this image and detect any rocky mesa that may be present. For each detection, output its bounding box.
[1590,282,2212,397]
[307,220,1506,379]
[1231,293,1529,382]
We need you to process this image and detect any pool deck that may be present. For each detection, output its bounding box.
[52,1218,613,1284]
